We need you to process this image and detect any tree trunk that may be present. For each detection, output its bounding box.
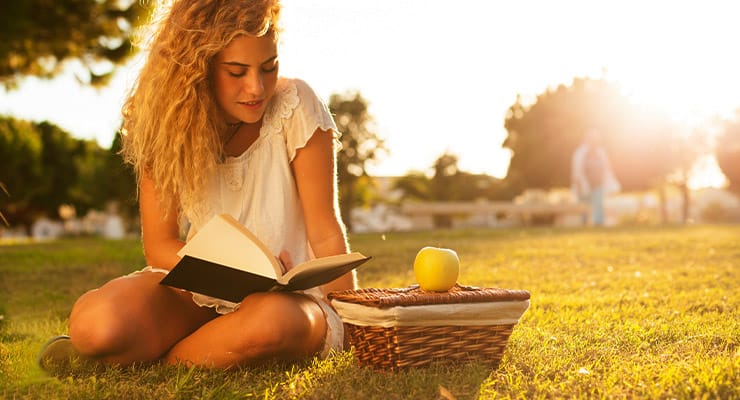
[680,183,690,224]
[658,185,668,224]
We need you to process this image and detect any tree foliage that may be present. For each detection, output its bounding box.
[35,121,87,214]
[393,152,508,227]
[103,132,138,219]
[0,116,129,230]
[0,117,45,228]
[329,91,386,232]
[503,77,696,196]
[396,153,506,201]
[716,111,740,193]
[0,0,148,88]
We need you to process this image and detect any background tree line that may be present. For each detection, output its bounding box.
[387,76,740,227]
[0,0,387,233]
[2,1,739,232]
[0,118,135,231]
[0,95,387,233]
[503,77,701,223]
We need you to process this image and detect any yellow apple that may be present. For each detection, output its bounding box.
[413,246,459,291]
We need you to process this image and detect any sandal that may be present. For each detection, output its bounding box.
[37,335,102,376]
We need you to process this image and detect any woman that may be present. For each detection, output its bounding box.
[39,0,354,370]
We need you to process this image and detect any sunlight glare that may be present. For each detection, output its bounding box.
[617,66,737,132]
[602,1,740,131]
[688,155,728,190]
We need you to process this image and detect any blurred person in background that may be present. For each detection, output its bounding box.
[571,129,620,226]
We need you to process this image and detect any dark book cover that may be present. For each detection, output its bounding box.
[160,256,277,302]
[160,255,371,303]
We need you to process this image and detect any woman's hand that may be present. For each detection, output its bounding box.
[278,250,294,272]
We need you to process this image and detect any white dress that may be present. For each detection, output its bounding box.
[183,77,341,313]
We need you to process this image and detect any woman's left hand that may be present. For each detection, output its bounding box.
[278,250,294,272]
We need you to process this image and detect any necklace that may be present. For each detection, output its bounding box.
[223,121,243,145]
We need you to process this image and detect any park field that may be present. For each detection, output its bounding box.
[0,225,738,399]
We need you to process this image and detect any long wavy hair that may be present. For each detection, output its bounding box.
[120,0,281,220]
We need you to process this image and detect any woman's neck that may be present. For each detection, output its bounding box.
[223,121,262,157]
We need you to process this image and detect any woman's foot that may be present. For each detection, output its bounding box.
[37,335,102,376]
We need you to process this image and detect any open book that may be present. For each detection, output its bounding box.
[159,214,370,303]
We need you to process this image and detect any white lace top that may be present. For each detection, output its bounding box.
[183,78,340,313]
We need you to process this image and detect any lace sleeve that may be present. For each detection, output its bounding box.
[283,79,341,161]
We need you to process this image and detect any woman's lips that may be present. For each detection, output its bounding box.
[239,100,263,110]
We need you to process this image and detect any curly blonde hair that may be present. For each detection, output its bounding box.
[120,0,282,219]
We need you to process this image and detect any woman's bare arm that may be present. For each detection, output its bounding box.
[139,172,185,270]
[291,128,356,293]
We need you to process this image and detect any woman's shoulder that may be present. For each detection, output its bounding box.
[263,77,330,136]
[270,77,338,159]
[271,76,331,122]
[276,77,321,101]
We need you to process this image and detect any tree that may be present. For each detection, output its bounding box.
[0,1,146,229]
[35,122,86,214]
[0,0,148,88]
[666,128,709,223]
[716,111,740,193]
[393,152,508,227]
[393,172,432,202]
[503,77,698,222]
[100,132,138,220]
[395,152,508,203]
[329,91,386,232]
[430,153,460,202]
[0,117,44,229]
[0,117,114,230]
[70,140,110,215]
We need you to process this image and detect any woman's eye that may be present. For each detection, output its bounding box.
[262,62,278,73]
[228,70,246,77]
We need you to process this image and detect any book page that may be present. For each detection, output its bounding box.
[277,252,369,286]
[177,214,281,279]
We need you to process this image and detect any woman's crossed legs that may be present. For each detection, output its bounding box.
[68,270,327,368]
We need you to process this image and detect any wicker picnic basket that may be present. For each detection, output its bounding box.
[327,284,530,371]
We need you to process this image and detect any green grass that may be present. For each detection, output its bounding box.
[1,226,738,399]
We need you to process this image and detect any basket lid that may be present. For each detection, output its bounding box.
[327,284,530,308]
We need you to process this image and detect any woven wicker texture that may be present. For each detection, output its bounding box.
[345,323,514,370]
[328,284,530,307]
[329,285,529,370]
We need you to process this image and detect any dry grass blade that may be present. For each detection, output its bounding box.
[0,181,8,226]
[439,385,457,400]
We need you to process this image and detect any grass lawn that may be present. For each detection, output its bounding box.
[0,225,738,399]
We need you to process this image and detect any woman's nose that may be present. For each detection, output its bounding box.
[242,71,264,97]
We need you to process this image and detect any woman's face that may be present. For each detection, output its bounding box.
[212,32,279,125]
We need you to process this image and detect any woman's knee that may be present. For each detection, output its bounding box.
[230,293,326,357]
[69,291,137,357]
[68,274,172,360]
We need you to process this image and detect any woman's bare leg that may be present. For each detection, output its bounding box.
[69,271,217,366]
[164,292,327,368]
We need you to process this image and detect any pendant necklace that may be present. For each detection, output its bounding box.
[220,122,243,161]
[224,121,243,145]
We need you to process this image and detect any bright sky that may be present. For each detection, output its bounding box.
[1,0,738,188]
